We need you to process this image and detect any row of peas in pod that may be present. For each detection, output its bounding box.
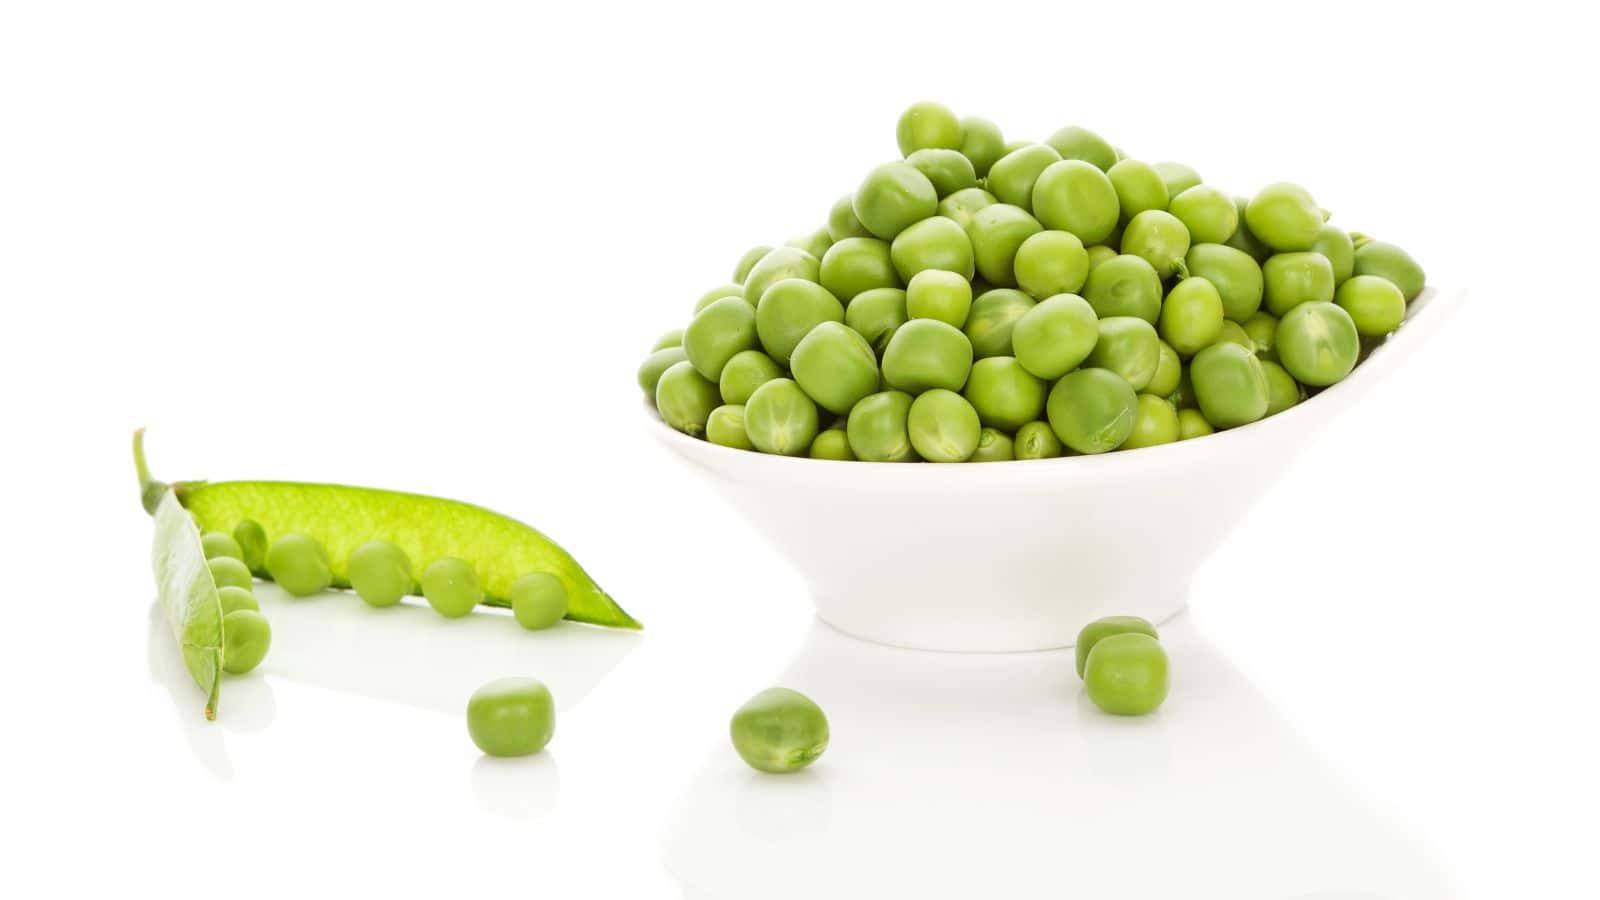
[199,518,570,630]
[639,102,1426,461]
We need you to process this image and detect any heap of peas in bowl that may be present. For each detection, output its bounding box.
[639,102,1426,461]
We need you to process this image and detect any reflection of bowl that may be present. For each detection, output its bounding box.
[652,288,1464,652]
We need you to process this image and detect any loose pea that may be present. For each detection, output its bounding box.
[1352,240,1425,300]
[896,101,963,156]
[1310,224,1355,284]
[718,349,783,406]
[1177,408,1214,440]
[1082,254,1162,323]
[1147,340,1182,397]
[1184,243,1264,322]
[1044,125,1118,172]
[986,144,1062,211]
[964,288,1036,358]
[791,321,879,415]
[222,609,271,675]
[510,573,569,630]
[730,687,829,774]
[655,360,721,436]
[732,245,774,284]
[1122,393,1180,450]
[1159,276,1225,355]
[744,378,820,456]
[964,356,1048,432]
[743,246,821,307]
[1335,274,1407,336]
[348,540,414,608]
[651,329,684,351]
[233,519,267,572]
[1261,360,1305,416]
[853,161,938,240]
[208,556,254,592]
[1013,230,1089,300]
[201,531,242,562]
[1047,368,1139,454]
[970,427,1015,462]
[1031,160,1120,245]
[905,269,973,328]
[706,404,754,450]
[468,677,555,757]
[755,278,844,365]
[1107,159,1169,223]
[844,287,909,354]
[1120,209,1190,277]
[1086,316,1161,391]
[1245,182,1323,252]
[881,318,974,394]
[827,193,869,242]
[1152,161,1202,198]
[217,585,259,615]
[937,187,998,229]
[1264,252,1337,316]
[684,295,759,380]
[957,115,1006,177]
[1277,301,1360,387]
[965,203,1044,287]
[1168,184,1239,245]
[638,346,689,400]
[1011,293,1099,380]
[1084,632,1169,716]
[846,391,917,461]
[905,148,978,198]
[1075,615,1159,678]
[819,237,899,303]
[908,389,982,462]
[1014,421,1064,459]
[1190,342,1270,428]
[808,428,856,461]
[421,557,482,618]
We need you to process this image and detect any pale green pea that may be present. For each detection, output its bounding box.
[964,288,1036,358]
[986,144,1062,211]
[718,349,782,406]
[1159,276,1225,356]
[706,404,755,450]
[730,687,829,774]
[1013,230,1089,300]
[1013,421,1064,459]
[744,378,820,456]
[655,360,721,436]
[208,556,254,592]
[510,572,568,630]
[1122,393,1180,449]
[202,531,242,562]
[970,427,1015,462]
[1086,316,1161,391]
[1261,360,1304,416]
[651,329,684,351]
[1046,368,1138,454]
[1012,293,1099,380]
[1177,408,1214,440]
[937,187,998,229]
[1147,340,1182,397]
[844,287,909,354]
[684,295,759,380]
[1107,159,1169,223]
[639,346,689,400]
[906,148,979,198]
[348,540,414,608]
[847,390,917,462]
[264,533,332,597]
[808,428,856,460]
[1120,209,1190,277]
[957,115,1006,177]
[1031,160,1120,245]
[217,585,258,615]
[1152,162,1202,198]
[421,557,482,618]
[222,610,271,675]
[1168,184,1239,245]
[963,356,1048,432]
[233,519,267,572]
[733,245,773,284]
[1334,274,1406,336]
[908,389,982,462]
[819,237,899,303]
[905,269,973,328]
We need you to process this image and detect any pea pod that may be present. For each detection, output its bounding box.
[134,431,639,630]
[147,469,224,720]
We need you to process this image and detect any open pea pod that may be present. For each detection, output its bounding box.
[133,431,639,630]
[150,487,225,720]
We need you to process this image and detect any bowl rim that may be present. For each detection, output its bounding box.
[647,285,1465,480]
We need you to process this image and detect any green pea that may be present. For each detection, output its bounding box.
[222,609,272,675]
[730,687,829,774]
[743,246,821,307]
[1168,184,1238,245]
[937,187,998,230]
[638,346,689,400]
[791,321,879,415]
[905,148,978,198]
[755,278,844,364]
[965,203,1044,287]
[744,378,820,456]
[217,585,259,615]
[1310,224,1355,284]
[846,390,917,462]
[1086,316,1161,391]
[1046,368,1138,454]
[1147,340,1182,397]
[808,428,856,460]
[1160,276,1225,356]
[1013,421,1064,459]
[1085,245,1118,270]
[1245,182,1323,252]
[1263,252,1336,316]
[706,404,754,450]
[421,557,482,618]
[695,283,747,313]
[986,144,1062,211]
[1011,293,1099,380]
[907,389,982,462]
[1152,161,1202,198]
[1084,632,1168,716]
[844,287,909,354]
[1261,360,1304,416]
[1075,615,1159,678]
[1107,159,1169,223]
[970,427,1015,462]
[348,540,414,608]
[201,531,242,562]
[881,318,973,394]
[963,356,1048,432]
[818,236,898,302]
[853,161,938,240]
[1013,230,1089,300]
[684,295,759,380]
[827,193,869,242]
[1183,243,1265,322]
[718,349,783,405]
[1277,301,1360,387]
[233,519,267,572]
[1335,274,1406,336]
[1082,254,1162,323]
[1177,408,1214,440]
[263,533,332,596]
[1121,393,1180,450]
[1214,319,1255,351]
[651,328,685,351]
[963,288,1036,359]
[1241,311,1279,361]
[1352,240,1426,301]
[655,360,721,436]
[510,572,569,630]
[1031,160,1120,245]
[957,115,1006,177]
[733,245,774,284]
[468,677,555,757]
[1168,365,1197,409]
[890,215,975,281]
[1044,125,1117,171]
[1120,209,1190,277]
[1190,342,1269,428]
[1223,196,1272,262]
[905,269,973,328]
[896,101,962,156]
[208,555,254,592]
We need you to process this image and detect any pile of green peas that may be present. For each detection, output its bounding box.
[640,102,1427,460]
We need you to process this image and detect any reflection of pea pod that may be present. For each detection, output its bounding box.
[150,486,223,720]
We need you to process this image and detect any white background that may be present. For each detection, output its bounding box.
[3,1,1597,897]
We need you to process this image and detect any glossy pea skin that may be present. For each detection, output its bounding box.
[779,235,831,269]
[986,144,1062,211]
[706,404,754,450]
[202,531,243,562]
[1260,360,1304,416]
[1160,276,1225,356]
[1087,316,1161,391]
[1168,184,1239,245]
[1335,274,1406,336]
[845,287,909,354]
[1277,301,1361,387]
[963,288,1036,358]
[907,389,982,462]
[695,283,746,314]
[1177,408,1214,440]
[208,555,254,592]
[744,378,820,456]
[651,329,684,351]
[1223,197,1272,262]
[1084,632,1169,716]
[1011,293,1099,380]
[1075,615,1159,678]
[1120,209,1190,277]
[791,321,880,415]
[970,427,1015,462]
[964,356,1048,432]
[906,148,978,198]
[881,318,974,394]
[853,161,939,240]
[1082,254,1163,323]
[655,360,721,436]
[1107,159,1168,223]
[1168,366,1196,410]
[847,390,917,461]
[510,572,568,630]
[896,101,963,156]
[743,246,821,307]
[1085,245,1118,270]
[1044,125,1118,172]
[1152,161,1202,198]
[1264,252,1337,317]
[731,687,829,774]
[1245,182,1323,252]
[1121,393,1180,450]
[1147,340,1182,397]
[1311,224,1355,284]
[755,278,844,365]
[819,237,899,303]
[222,609,271,675]
[938,187,998,230]
[1214,319,1255,351]
[1190,342,1270,428]
[1242,311,1279,361]
[719,349,783,406]
[1352,240,1425,301]
[733,245,774,284]
[233,519,268,572]
[638,346,689,399]
[827,193,869,242]
[957,115,1006,177]
[684,295,759,380]
[217,585,259,615]
[1014,420,1064,459]
[1013,230,1089,300]
[348,540,414,608]
[905,269,973,328]
[263,533,332,596]
[1047,368,1139,454]
[964,203,1043,287]
[891,215,975,281]
[1184,243,1265,322]
[1031,160,1120,245]
[468,677,556,757]
[808,428,856,460]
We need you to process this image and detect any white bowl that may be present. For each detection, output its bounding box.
[652,287,1464,652]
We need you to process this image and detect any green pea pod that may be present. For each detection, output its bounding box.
[150,486,225,720]
[133,431,639,631]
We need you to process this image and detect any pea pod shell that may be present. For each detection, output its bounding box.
[152,491,224,720]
